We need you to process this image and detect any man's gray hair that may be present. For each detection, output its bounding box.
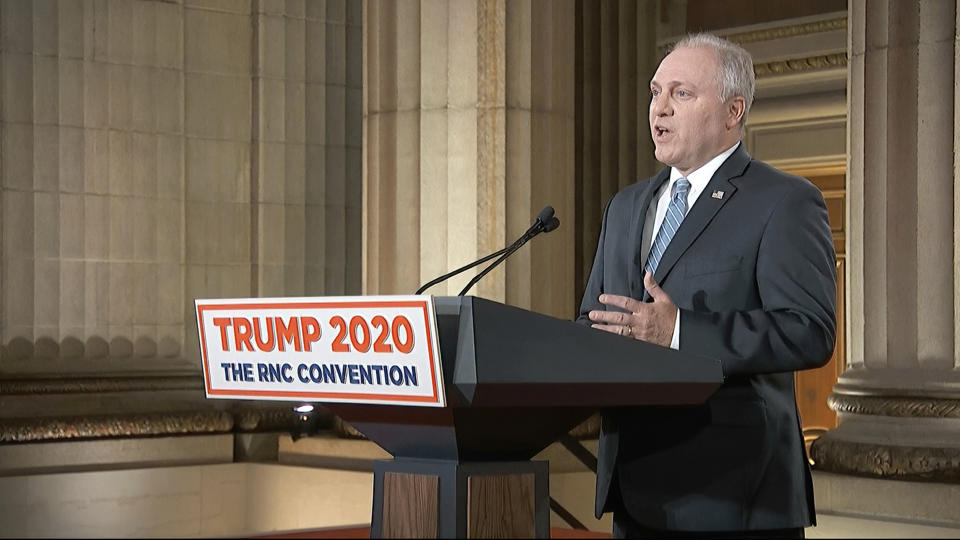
[670,33,755,124]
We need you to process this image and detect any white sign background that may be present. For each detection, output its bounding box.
[195,296,445,407]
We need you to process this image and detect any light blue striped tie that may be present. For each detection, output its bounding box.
[645,177,691,275]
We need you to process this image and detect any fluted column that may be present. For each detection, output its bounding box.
[575,0,658,305]
[1,0,193,364]
[249,0,363,300]
[812,0,960,481]
[363,0,575,318]
[955,0,960,375]
[1,0,362,370]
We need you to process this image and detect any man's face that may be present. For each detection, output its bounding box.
[649,46,740,176]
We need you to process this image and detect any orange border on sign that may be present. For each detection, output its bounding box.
[195,299,442,405]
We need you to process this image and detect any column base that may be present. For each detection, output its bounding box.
[811,383,960,481]
[813,471,960,527]
[833,367,960,399]
[812,432,960,482]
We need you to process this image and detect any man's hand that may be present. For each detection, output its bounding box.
[587,272,678,347]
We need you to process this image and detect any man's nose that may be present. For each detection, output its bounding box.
[650,94,671,116]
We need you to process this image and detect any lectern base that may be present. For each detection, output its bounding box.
[370,458,549,539]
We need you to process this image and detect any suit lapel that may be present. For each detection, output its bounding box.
[651,145,752,287]
[632,169,671,291]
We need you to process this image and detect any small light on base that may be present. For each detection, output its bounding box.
[290,403,323,442]
[294,403,314,414]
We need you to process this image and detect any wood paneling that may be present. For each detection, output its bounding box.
[467,473,536,539]
[812,173,845,191]
[794,173,846,455]
[795,258,845,435]
[382,472,438,538]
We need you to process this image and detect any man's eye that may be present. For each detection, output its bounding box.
[677,90,688,98]
[651,89,660,97]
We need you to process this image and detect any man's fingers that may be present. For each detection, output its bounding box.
[589,309,631,325]
[598,293,641,312]
[592,323,627,336]
[644,271,669,302]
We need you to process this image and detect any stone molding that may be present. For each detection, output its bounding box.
[811,437,960,482]
[332,415,366,439]
[829,393,960,419]
[658,15,847,59]
[0,370,346,443]
[0,411,234,444]
[754,52,848,78]
[813,393,960,481]
[0,404,332,443]
[0,375,203,395]
[725,17,847,45]
[236,406,311,432]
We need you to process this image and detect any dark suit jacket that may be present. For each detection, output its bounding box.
[577,144,837,531]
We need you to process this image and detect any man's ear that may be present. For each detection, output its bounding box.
[727,97,746,129]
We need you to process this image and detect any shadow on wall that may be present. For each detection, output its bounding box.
[1,336,182,361]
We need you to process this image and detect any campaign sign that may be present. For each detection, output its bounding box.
[195,296,445,407]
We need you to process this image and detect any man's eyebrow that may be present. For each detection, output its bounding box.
[652,79,686,86]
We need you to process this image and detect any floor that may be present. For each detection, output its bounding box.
[807,513,960,539]
[259,513,960,539]
[260,526,609,538]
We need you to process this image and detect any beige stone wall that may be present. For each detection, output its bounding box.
[363,0,577,319]
[0,460,376,537]
[0,0,362,372]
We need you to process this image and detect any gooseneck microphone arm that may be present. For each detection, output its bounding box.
[414,205,560,296]
[414,247,509,295]
[458,208,560,297]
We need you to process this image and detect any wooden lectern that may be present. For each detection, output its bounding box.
[325,296,723,538]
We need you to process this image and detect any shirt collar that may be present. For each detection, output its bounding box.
[669,141,741,191]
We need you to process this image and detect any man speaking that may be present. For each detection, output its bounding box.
[579,33,837,538]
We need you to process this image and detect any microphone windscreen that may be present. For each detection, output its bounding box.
[544,216,560,232]
[535,205,555,225]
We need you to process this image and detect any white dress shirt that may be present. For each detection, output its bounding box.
[641,141,740,349]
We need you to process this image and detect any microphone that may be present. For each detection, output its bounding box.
[414,206,559,295]
[457,206,560,296]
[532,205,556,230]
[414,247,509,295]
[542,216,560,233]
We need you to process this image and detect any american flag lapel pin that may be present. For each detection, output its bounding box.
[712,190,725,200]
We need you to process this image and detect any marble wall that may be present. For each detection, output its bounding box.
[0,0,362,372]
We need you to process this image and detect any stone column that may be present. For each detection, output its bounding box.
[575,0,659,305]
[1,0,363,371]
[1,0,191,364]
[811,0,960,483]
[249,0,363,301]
[363,0,575,318]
